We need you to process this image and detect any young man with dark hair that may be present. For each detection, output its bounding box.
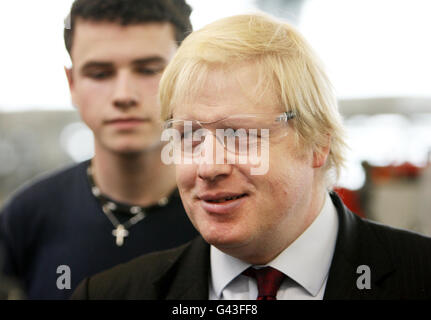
[0,0,197,299]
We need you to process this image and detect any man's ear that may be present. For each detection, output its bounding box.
[64,66,74,90]
[64,66,77,108]
[312,136,331,168]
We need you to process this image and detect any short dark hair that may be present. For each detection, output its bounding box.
[64,0,193,56]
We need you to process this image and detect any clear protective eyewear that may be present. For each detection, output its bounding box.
[164,111,295,156]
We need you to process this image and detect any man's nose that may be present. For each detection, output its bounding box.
[197,133,233,182]
[112,71,138,109]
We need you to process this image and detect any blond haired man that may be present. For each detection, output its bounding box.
[72,13,431,300]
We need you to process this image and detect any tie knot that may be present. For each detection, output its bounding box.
[242,266,286,300]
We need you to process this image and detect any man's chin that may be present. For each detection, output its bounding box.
[202,232,248,251]
[107,140,163,155]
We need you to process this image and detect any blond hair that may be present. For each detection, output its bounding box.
[159,13,348,186]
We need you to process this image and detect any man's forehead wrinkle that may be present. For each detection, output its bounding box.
[173,108,233,123]
[190,85,254,111]
[203,71,275,107]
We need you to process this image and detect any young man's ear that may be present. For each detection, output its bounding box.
[312,136,331,168]
[64,66,74,90]
[64,66,77,108]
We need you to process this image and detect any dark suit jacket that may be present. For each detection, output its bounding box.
[71,193,431,300]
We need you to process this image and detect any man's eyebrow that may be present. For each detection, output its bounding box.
[79,56,167,72]
[80,61,113,72]
[132,56,167,65]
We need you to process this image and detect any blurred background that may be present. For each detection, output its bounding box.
[0,0,430,236]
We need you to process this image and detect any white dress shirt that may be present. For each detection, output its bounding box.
[209,192,339,300]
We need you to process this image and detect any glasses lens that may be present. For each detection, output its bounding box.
[166,113,290,158]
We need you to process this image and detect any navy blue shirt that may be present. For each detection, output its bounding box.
[0,161,198,299]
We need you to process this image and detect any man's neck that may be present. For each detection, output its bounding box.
[91,145,177,207]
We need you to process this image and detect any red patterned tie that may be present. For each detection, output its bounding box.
[242,266,286,300]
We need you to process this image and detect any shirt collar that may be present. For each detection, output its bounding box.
[210,192,339,298]
[210,246,250,299]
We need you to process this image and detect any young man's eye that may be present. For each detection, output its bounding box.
[135,66,164,75]
[86,70,113,80]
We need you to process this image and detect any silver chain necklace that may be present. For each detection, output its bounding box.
[87,162,169,247]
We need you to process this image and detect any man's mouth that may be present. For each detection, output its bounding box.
[205,194,247,203]
[199,192,248,214]
[105,117,149,124]
[104,117,150,130]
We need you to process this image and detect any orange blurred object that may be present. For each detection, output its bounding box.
[333,187,365,218]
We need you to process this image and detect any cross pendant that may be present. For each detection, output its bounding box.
[112,224,129,247]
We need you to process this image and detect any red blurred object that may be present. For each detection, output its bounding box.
[333,187,365,218]
[371,162,423,183]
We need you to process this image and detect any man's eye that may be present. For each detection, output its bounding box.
[86,71,113,80]
[233,129,250,138]
[135,67,164,75]
[246,130,263,139]
[222,128,236,137]
[181,130,194,140]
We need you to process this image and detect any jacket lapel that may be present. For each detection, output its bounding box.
[153,237,210,299]
[324,192,396,299]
